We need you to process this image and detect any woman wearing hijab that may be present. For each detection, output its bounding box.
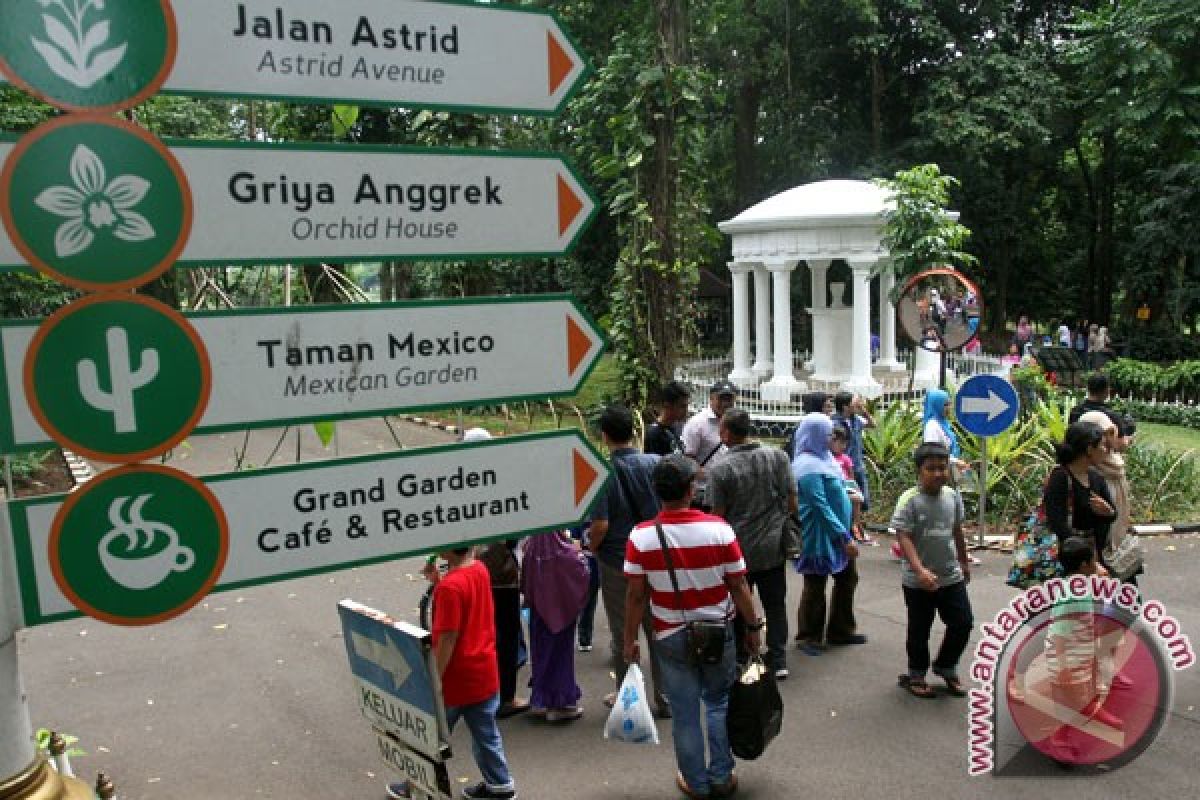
[791,413,864,655]
[521,531,591,720]
[1078,411,1139,583]
[922,389,970,474]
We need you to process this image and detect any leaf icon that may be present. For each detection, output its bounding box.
[28,1,128,89]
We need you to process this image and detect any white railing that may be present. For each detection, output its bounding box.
[674,349,1006,421]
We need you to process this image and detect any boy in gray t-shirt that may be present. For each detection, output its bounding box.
[891,442,974,698]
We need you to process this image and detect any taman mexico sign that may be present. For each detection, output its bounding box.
[0,294,605,459]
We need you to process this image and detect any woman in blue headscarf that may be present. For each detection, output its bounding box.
[922,389,970,472]
[792,413,864,655]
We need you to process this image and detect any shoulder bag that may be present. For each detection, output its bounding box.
[655,522,728,666]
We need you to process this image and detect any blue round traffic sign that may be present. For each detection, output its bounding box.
[955,374,1019,437]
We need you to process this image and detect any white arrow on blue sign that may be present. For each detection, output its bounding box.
[955,374,1020,438]
[339,599,450,761]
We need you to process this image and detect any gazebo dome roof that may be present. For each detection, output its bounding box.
[718,179,894,233]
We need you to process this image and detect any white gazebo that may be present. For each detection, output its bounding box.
[717,179,907,400]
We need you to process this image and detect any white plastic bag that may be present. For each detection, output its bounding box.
[603,663,659,744]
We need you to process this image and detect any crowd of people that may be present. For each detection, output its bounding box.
[392,372,1141,799]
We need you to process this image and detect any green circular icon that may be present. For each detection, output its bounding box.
[26,294,211,462]
[51,465,228,626]
[1,115,191,291]
[0,0,176,112]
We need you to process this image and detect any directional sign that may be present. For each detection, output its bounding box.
[5,430,608,627]
[0,295,604,455]
[955,374,1020,438]
[0,121,597,287]
[374,730,450,800]
[20,293,211,462]
[1,0,590,116]
[339,600,449,762]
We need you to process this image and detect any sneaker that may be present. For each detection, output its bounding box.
[675,771,706,800]
[461,781,517,800]
[546,705,584,722]
[774,667,789,681]
[386,781,413,799]
[578,643,593,652]
[711,771,738,798]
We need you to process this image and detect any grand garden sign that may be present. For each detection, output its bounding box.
[0,0,589,116]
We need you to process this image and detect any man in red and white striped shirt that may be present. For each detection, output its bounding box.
[623,455,762,799]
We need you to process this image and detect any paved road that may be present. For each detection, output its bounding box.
[16,420,1200,799]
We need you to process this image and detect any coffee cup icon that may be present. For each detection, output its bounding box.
[98,494,195,591]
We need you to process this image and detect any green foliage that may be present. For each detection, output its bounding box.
[0,273,77,318]
[9,450,50,484]
[35,728,84,758]
[1107,358,1200,402]
[1112,398,1200,432]
[876,164,978,289]
[1010,362,1058,407]
[1124,443,1200,521]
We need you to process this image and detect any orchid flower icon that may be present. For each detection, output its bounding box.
[34,144,156,258]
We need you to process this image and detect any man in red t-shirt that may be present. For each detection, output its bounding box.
[429,547,518,800]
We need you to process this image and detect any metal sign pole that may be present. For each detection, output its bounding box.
[977,437,988,547]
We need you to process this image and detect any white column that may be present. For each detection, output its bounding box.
[761,260,804,401]
[727,261,754,386]
[751,265,772,378]
[878,264,904,370]
[845,260,882,397]
[802,259,831,374]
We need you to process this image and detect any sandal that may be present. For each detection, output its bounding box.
[897,674,937,698]
[933,669,967,697]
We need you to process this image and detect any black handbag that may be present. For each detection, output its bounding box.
[727,657,783,760]
[654,522,728,666]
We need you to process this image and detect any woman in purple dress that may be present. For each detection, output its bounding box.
[521,531,590,721]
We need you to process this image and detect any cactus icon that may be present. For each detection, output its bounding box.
[77,326,159,433]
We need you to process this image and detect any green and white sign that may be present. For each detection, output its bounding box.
[0,0,177,111]
[6,430,608,627]
[0,127,595,275]
[20,293,211,462]
[0,115,192,291]
[45,464,229,627]
[0,0,589,117]
[0,295,602,454]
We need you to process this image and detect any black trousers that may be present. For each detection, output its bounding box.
[797,560,859,644]
[903,580,973,676]
[735,564,788,669]
[492,586,522,703]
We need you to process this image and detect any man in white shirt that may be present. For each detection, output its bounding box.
[681,380,736,510]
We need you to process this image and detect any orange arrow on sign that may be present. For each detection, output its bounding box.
[573,448,601,507]
[557,174,585,237]
[566,314,594,377]
[548,31,576,96]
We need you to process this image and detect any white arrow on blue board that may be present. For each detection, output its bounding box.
[961,389,1010,422]
[351,631,412,690]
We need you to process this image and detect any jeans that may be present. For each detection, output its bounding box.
[797,560,859,644]
[577,552,600,647]
[734,564,788,670]
[446,693,515,792]
[903,580,974,678]
[654,626,737,795]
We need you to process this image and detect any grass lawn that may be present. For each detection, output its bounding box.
[1137,422,1200,454]
[414,355,622,441]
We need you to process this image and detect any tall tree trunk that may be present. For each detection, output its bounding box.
[302,263,343,304]
[1097,130,1117,324]
[642,0,689,384]
[732,0,763,209]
